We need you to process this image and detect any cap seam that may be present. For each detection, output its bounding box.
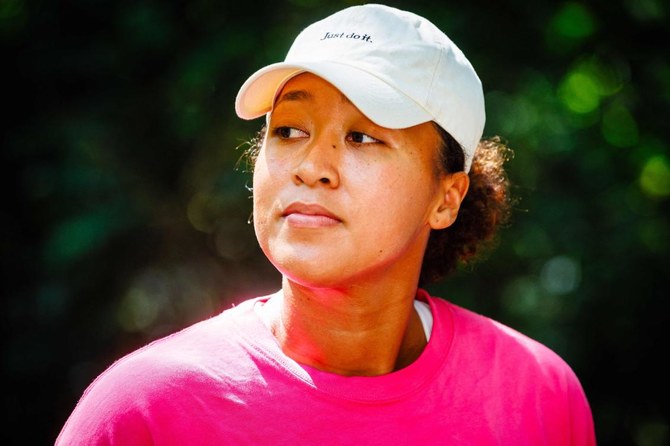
[424,45,444,111]
[322,59,436,120]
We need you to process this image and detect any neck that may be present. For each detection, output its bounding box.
[260,277,427,376]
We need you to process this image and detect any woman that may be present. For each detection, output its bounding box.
[57,4,596,444]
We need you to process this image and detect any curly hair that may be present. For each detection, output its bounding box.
[241,124,513,286]
[420,124,513,285]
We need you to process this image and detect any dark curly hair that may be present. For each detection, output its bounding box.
[241,124,513,286]
[420,124,513,285]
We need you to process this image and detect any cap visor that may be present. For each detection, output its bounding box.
[235,61,432,130]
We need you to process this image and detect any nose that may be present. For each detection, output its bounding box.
[292,136,341,188]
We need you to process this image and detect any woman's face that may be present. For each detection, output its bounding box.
[253,73,454,288]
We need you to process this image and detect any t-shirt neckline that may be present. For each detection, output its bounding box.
[235,288,455,403]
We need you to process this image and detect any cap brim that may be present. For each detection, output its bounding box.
[235,61,433,130]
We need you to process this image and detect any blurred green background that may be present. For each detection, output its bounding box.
[3,0,669,444]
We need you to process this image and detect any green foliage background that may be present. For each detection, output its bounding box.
[3,0,669,444]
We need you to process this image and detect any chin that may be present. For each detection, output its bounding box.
[275,263,348,289]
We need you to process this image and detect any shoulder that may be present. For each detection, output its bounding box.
[429,294,588,400]
[56,297,265,445]
[90,296,264,387]
[432,297,568,367]
[101,296,259,376]
[428,295,595,443]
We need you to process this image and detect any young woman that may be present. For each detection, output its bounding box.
[57,4,596,444]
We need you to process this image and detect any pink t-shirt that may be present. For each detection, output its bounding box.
[56,290,596,445]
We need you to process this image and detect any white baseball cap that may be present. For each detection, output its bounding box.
[235,4,485,172]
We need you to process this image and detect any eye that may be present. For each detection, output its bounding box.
[273,126,308,139]
[348,131,381,144]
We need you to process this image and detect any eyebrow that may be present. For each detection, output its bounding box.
[275,89,352,106]
[275,90,312,105]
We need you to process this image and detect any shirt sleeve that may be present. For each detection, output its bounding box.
[55,358,156,446]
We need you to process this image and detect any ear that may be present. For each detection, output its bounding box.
[430,172,470,230]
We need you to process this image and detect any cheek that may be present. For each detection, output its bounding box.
[369,169,438,226]
[251,149,291,243]
[252,149,278,197]
[253,147,290,190]
[251,155,273,229]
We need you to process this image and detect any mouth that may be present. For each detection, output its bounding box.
[281,202,342,227]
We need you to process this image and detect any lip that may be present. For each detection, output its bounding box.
[281,202,342,227]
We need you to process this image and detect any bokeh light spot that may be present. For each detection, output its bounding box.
[640,155,670,197]
[119,3,172,49]
[503,276,543,316]
[540,255,581,295]
[117,287,160,332]
[558,58,624,115]
[624,0,666,22]
[513,224,554,258]
[559,71,600,114]
[552,2,596,39]
[638,218,669,254]
[44,208,130,268]
[187,191,221,233]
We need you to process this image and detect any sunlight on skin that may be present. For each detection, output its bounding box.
[253,73,469,376]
